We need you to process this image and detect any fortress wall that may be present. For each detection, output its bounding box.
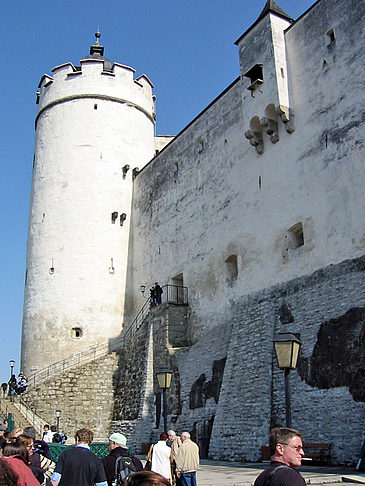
[129,0,365,339]
[208,255,365,463]
[22,352,119,441]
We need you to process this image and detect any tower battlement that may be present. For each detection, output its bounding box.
[37,42,155,123]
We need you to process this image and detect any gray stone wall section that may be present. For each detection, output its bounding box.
[172,318,233,434]
[209,256,365,463]
[111,322,155,454]
[22,353,119,441]
[208,299,276,461]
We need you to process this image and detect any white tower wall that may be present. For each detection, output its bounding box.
[21,42,155,375]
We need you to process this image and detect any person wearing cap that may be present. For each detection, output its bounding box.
[168,430,182,486]
[102,432,143,486]
[0,424,7,437]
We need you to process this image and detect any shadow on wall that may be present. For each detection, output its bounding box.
[297,307,365,402]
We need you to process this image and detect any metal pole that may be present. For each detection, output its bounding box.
[57,416,60,433]
[284,368,292,428]
[163,388,168,433]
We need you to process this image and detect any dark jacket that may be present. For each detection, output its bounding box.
[254,461,306,486]
[102,447,143,486]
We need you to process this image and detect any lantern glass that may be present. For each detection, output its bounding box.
[156,370,172,389]
[140,285,146,293]
[274,340,301,369]
[9,360,15,367]
[55,410,61,418]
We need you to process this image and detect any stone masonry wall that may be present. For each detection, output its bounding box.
[22,352,119,441]
[209,255,365,464]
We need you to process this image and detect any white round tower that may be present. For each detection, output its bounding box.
[21,33,156,376]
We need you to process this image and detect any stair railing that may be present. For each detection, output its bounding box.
[26,285,188,388]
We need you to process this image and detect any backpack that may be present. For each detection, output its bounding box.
[113,455,137,485]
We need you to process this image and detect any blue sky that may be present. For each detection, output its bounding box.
[1,0,314,385]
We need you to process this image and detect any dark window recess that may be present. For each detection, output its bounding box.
[120,213,127,226]
[225,255,238,281]
[111,211,118,224]
[244,64,263,91]
[326,28,335,46]
[71,327,83,339]
[287,222,304,250]
[94,104,98,110]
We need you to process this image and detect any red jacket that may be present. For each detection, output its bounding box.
[1,455,40,486]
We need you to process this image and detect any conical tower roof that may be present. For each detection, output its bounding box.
[258,0,292,21]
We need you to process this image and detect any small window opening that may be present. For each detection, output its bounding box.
[109,258,115,274]
[258,176,262,190]
[286,222,304,250]
[49,258,55,275]
[120,213,127,226]
[225,255,238,281]
[111,211,118,224]
[94,104,98,110]
[326,28,335,46]
[198,139,205,153]
[122,165,130,179]
[71,327,83,339]
[280,68,285,78]
[244,64,263,91]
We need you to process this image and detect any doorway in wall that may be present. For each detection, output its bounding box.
[170,273,185,303]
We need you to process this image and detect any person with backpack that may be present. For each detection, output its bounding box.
[102,433,143,486]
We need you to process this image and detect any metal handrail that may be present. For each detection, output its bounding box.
[26,284,188,388]
[0,393,45,436]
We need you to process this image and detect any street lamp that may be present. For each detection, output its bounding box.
[156,368,172,433]
[55,409,61,433]
[9,360,15,379]
[273,326,302,428]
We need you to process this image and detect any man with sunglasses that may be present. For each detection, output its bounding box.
[254,427,306,486]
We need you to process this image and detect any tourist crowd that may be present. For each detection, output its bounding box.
[0,424,200,486]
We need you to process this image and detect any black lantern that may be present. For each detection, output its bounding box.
[9,360,15,379]
[156,368,172,433]
[273,327,302,427]
[55,409,61,433]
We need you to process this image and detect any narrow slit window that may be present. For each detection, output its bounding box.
[111,211,118,224]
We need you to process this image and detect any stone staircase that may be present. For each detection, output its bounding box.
[0,396,45,436]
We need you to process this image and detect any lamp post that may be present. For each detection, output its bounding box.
[55,409,61,433]
[273,326,302,428]
[156,368,172,433]
[9,360,15,379]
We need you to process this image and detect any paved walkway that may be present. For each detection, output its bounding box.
[195,461,365,485]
